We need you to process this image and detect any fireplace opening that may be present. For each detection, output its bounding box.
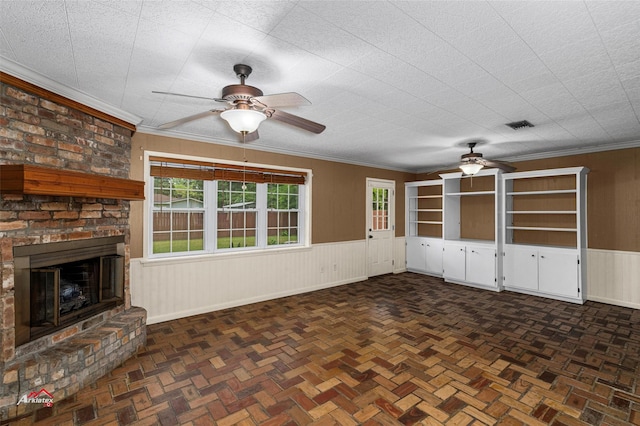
[14,236,125,346]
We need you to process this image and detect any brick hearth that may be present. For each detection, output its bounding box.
[0,76,146,420]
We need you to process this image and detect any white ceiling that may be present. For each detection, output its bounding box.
[1,1,639,172]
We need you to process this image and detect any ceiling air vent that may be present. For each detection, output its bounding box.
[505,120,534,130]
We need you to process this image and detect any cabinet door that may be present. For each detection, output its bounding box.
[466,245,496,287]
[425,238,443,274]
[406,237,427,271]
[538,250,579,298]
[504,245,538,291]
[443,243,466,281]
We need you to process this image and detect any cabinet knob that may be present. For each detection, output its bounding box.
[531,254,535,257]
[540,255,545,259]
[460,248,464,252]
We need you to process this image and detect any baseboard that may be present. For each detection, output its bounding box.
[586,295,640,310]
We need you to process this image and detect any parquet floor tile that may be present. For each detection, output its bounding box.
[5,273,639,425]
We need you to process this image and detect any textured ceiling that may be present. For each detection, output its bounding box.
[1,1,639,172]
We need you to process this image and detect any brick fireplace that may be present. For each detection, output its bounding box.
[0,74,147,420]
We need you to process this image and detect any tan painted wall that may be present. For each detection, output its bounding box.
[417,147,640,253]
[129,133,415,258]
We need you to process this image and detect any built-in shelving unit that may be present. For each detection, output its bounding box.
[440,169,502,291]
[404,166,589,304]
[405,180,444,275]
[406,180,443,237]
[501,167,588,303]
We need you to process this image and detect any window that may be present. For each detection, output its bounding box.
[148,156,308,257]
[152,177,205,254]
[371,187,390,231]
[267,184,299,245]
[217,181,257,249]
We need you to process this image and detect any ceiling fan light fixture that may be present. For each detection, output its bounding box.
[459,162,484,175]
[220,109,266,134]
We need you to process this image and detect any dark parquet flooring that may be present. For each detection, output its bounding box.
[7,273,640,425]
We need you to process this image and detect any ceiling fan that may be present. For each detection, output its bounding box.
[458,142,515,175]
[153,64,326,142]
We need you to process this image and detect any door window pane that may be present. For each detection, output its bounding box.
[372,188,389,230]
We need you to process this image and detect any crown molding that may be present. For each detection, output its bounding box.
[499,139,640,163]
[417,139,640,175]
[0,57,142,130]
[137,126,416,173]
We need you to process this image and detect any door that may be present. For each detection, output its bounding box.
[504,245,538,291]
[406,237,427,272]
[466,245,496,288]
[366,178,395,277]
[443,242,466,281]
[538,250,579,298]
[425,238,443,275]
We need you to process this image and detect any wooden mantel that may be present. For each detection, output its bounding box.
[0,164,145,200]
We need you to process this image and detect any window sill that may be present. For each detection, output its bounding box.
[138,244,312,266]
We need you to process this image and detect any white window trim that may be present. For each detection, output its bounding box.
[143,150,312,260]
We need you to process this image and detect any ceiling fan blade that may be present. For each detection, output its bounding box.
[481,159,516,173]
[268,109,326,134]
[152,91,225,102]
[252,92,311,108]
[158,109,224,130]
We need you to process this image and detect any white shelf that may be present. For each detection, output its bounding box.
[506,210,577,214]
[409,208,442,212]
[506,189,576,196]
[411,220,443,225]
[446,190,495,196]
[409,195,442,199]
[507,226,577,232]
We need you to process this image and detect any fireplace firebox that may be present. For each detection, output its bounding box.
[14,236,125,346]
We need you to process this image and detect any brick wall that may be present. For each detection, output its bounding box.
[0,84,131,176]
[0,78,146,420]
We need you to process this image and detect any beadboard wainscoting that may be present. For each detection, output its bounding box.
[394,237,407,274]
[131,241,368,325]
[587,249,640,309]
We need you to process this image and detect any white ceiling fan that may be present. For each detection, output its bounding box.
[458,142,515,175]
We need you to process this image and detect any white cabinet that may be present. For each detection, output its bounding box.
[425,238,444,275]
[503,245,538,291]
[504,245,580,302]
[502,167,588,303]
[406,237,442,275]
[467,245,497,288]
[538,249,579,299]
[443,241,497,290]
[406,237,427,271]
[443,242,466,282]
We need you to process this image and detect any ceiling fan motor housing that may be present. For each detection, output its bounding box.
[461,152,483,162]
[221,84,264,103]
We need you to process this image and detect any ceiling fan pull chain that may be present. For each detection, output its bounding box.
[242,140,247,191]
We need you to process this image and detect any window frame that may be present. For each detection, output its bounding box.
[144,151,311,259]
